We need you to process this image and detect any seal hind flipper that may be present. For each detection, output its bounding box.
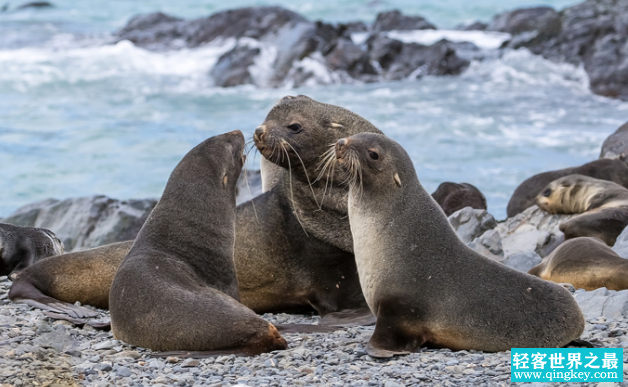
[42,312,110,329]
[320,308,377,327]
[366,312,426,358]
[9,276,99,318]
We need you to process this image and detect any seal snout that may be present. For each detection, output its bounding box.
[254,125,267,143]
[335,138,349,160]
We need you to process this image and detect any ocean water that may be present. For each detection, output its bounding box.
[1,0,627,220]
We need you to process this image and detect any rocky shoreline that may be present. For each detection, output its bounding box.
[110,0,628,100]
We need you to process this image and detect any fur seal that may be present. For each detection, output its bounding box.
[109,131,287,353]
[0,223,64,276]
[431,182,487,216]
[235,95,383,315]
[506,158,628,218]
[535,174,628,246]
[335,133,584,356]
[9,240,132,317]
[529,237,628,291]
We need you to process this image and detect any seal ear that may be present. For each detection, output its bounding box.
[330,123,344,129]
[394,173,402,187]
[223,175,228,189]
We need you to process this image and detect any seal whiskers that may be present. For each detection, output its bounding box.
[283,140,320,208]
[281,142,309,236]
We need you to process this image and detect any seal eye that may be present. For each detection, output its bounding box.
[368,151,379,160]
[288,123,302,133]
[542,188,552,197]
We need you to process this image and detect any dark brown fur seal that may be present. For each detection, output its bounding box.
[431,182,487,216]
[536,174,628,246]
[0,223,64,276]
[529,237,628,291]
[9,241,132,318]
[110,131,287,353]
[506,158,628,218]
[236,95,383,315]
[336,133,584,357]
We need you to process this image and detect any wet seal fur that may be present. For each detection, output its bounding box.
[0,223,64,276]
[335,133,584,357]
[506,159,628,217]
[9,241,133,318]
[109,131,287,354]
[236,95,382,315]
[431,182,487,216]
[529,237,628,291]
[536,174,628,246]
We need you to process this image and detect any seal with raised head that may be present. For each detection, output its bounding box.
[235,95,383,316]
[9,240,132,318]
[335,133,584,356]
[109,131,287,353]
[529,237,628,291]
[535,174,628,246]
[506,158,628,217]
[0,223,64,276]
[431,182,487,216]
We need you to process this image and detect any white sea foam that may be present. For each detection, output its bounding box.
[351,30,511,49]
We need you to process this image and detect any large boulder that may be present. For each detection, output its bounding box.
[373,10,436,32]
[3,196,157,252]
[448,207,497,244]
[574,287,628,321]
[116,7,309,50]
[486,6,561,38]
[612,225,628,259]
[210,44,261,87]
[368,36,471,80]
[600,121,628,161]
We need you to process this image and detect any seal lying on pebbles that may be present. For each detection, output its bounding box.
[431,182,487,216]
[536,174,628,246]
[335,133,584,357]
[9,241,133,317]
[110,131,288,354]
[236,95,382,316]
[0,223,64,276]
[529,237,628,291]
[506,158,628,217]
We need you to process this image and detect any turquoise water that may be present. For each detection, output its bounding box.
[1,0,626,220]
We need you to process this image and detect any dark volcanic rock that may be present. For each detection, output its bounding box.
[324,38,377,79]
[3,196,157,251]
[600,121,628,161]
[210,45,261,87]
[495,0,628,100]
[373,10,436,32]
[369,35,471,80]
[16,1,53,9]
[460,21,488,31]
[487,6,560,37]
[116,6,309,50]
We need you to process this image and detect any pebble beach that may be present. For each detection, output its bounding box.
[1,276,627,387]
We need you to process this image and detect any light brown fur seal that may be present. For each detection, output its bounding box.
[536,174,628,246]
[9,241,132,318]
[0,223,64,276]
[529,237,628,291]
[507,158,628,217]
[109,131,287,354]
[235,95,383,315]
[335,133,584,357]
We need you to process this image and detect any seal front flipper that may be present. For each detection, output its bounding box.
[320,308,377,327]
[42,312,110,329]
[275,323,340,333]
[8,275,99,318]
[366,312,425,358]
